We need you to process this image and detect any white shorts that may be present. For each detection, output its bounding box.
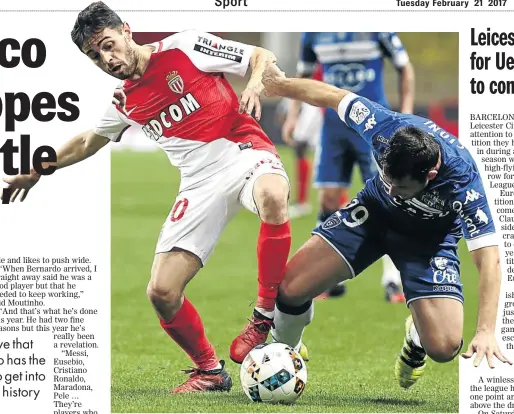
[155,149,289,264]
[293,103,323,148]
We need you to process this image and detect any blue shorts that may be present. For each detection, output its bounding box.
[314,111,377,187]
[312,197,464,306]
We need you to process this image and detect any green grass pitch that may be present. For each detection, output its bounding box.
[111,147,475,413]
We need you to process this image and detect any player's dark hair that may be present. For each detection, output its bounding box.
[71,1,123,51]
[383,126,440,183]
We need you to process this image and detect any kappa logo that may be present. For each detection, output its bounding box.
[364,113,376,132]
[464,189,483,205]
[166,71,184,95]
[322,212,342,230]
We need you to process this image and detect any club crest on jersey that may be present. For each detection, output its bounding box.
[166,71,184,95]
[322,212,342,230]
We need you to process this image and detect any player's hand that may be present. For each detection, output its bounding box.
[112,86,128,116]
[281,116,297,147]
[239,82,264,121]
[262,62,286,97]
[2,171,41,203]
[461,330,512,368]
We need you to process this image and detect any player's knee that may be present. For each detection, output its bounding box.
[424,335,462,363]
[278,278,309,307]
[146,281,183,316]
[255,176,289,224]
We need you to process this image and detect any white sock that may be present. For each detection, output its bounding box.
[255,307,274,319]
[271,302,314,349]
[409,321,423,349]
[381,255,401,286]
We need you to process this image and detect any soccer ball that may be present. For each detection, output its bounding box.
[240,342,307,404]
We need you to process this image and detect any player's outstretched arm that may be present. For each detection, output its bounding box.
[461,245,513,368]
[262,62,350,112]
[2,130,110,203]
[398,61,415,114]
[238,47,277,121]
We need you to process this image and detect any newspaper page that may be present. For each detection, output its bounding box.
[0,1,513,413]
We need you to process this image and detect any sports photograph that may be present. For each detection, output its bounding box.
[106,25,471,414]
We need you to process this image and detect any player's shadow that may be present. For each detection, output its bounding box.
[297,394,426,408]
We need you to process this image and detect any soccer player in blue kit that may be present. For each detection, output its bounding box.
[282,32,415,302]
[262,62,512,388]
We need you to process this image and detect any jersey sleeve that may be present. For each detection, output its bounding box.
[93,103,130,142]
[452,173,498,251]
[296,33,317,77]
[168,30,254,77]
[378,32,410,69]
[337,93,398,145]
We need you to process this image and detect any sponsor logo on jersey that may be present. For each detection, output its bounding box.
[464,189,483,204]
[390,193,449,219]
[431,256,459,285]
[419,190,445,211]
[453,200,480,238]
[166,71,184,95]
[374,135,389,145]
[325,63,376,92]
[349,101,370,125]
[142,93,201,140]
[423,120,464,149]
[194,36,244,62]
[475,208,489,224]
[364,113,376,132]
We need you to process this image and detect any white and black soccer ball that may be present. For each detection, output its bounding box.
[240,342,307,404]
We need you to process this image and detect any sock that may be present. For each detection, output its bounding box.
[381,255,402,287]
[297,158,311,204]
[409,320,423,349]
[254,307,274,320]
[159,297,219,371]
[339,189,350,207]
[256,221,292,311]
[271,298,314,349]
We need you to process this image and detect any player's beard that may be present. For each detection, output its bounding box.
[114,42,138,80]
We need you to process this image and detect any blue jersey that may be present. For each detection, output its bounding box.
[298,33,409,114]
[337,93,497,252]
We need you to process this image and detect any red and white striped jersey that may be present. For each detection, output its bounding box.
[94,30,276,187]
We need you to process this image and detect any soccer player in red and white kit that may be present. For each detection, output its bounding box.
[3,2,291,393]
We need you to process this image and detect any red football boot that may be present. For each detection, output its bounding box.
[171,360,232,393]
[230,313,274,364]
